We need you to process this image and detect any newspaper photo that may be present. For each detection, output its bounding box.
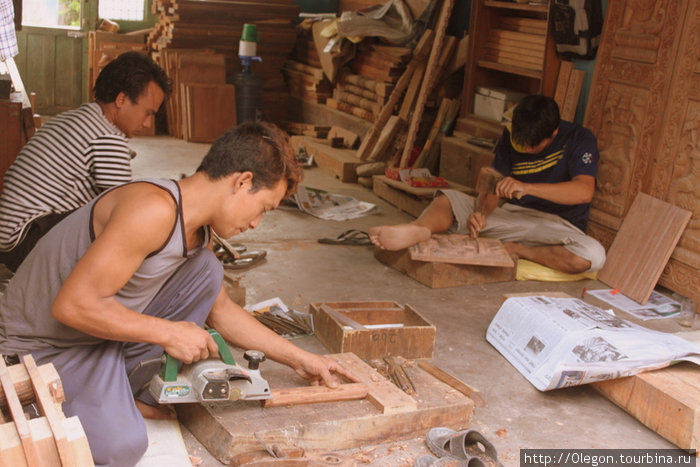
[292,185,378,221]
[586,288,681,320]
[486,296,700,391]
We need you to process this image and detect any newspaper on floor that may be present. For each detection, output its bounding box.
[292,185,377,221]
[585,288,681,320]
[486,296,700,391]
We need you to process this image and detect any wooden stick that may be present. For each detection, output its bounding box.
[23,355,73,466]
[262,383,369,407]
[399,0,456,167]
[0,356,39,465]
[418,361,486,408]
[355,29,434,161]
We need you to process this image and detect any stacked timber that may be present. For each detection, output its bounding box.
[283,60,333,104]
[147,0,300,124]
[327,43,410,123]
[484,17,546,72]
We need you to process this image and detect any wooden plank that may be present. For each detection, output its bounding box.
[23,355,72,466]
[355,29,434,161]
[183,83,237,143]
[0,357,38,466]
[553,60,573,112]
[177,351,473,464]
[560,68,584,121]
[399,0,455,167]
[409,234,515,268]
[598,193,692,304]
[263,383,369,408]
[367,115,404,162]
[592,363,700,450]
[417,361,486,408]
[335,353,416,414]
[374,175,476,199]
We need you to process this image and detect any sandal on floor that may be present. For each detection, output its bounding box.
[318,229,371,246]
[426,428,499,466]
[414,454,475,467]
[222,250,267,270]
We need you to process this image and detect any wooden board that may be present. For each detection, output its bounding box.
[375,247,515,289]
[592,362,700,450]
[409,234,515,268]
[182,83,236,143]
[290,135,363,182]
[598,193,692,304]
[177,352,474,464]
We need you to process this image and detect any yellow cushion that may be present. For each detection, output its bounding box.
[515,259,598,282]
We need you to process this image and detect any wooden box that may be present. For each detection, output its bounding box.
[309,301,435,359]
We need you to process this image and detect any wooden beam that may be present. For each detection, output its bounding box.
[0,356,38,466]
[355,29,434,161]
[262,383,369,408]
[399,0,455,167]
[417,361,486,408]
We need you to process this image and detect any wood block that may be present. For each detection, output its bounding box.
[310,302,436,360]
[592,363,700,450]
[409,235,515,268]
[177,352,473,464]
[374,247,516,289]
[372,175,431,217]
[327,126,360,149]
[598,193,692,304]
[290,135,363,182]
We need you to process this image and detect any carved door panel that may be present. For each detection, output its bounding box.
[583,0,699,300]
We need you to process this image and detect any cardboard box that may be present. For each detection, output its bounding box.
[309,301,435,359]
[473,86,526,122]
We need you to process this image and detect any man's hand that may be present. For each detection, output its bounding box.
[495,176,527,199]
[292,353,355,388]
[161,321,219,364]
[467,212,487,238]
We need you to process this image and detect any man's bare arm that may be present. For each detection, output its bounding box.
[51,184,218,363]
[496,174,595,205]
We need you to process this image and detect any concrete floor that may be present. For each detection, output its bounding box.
[128,135,682,466]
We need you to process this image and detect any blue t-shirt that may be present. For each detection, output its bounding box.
[492,121,599,231]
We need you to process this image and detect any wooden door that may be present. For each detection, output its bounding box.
[583,0,699,300]
[15,27,85,114]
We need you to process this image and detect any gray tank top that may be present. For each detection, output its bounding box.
[0,178,210,354]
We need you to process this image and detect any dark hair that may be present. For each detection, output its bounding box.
[511,94,561,147]
[93,51,171,103]
[197,122,302,197]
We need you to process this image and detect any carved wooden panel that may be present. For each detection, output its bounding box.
[584,0,699,301]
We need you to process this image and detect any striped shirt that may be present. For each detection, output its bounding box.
[0,102,132,250]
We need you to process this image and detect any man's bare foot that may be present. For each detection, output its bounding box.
[369,224,432,250]
[135,399,176,420]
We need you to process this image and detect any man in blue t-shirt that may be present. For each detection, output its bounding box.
[369,94,606,274]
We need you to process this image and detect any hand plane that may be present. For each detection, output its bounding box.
[148,329,271,404]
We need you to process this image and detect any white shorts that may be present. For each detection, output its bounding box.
[439,189,606,272]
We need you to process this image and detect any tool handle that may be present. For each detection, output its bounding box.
[161,329,236,382]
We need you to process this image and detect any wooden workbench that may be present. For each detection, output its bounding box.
[177,353,475,464]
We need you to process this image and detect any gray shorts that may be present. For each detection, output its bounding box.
[439,189,606,272]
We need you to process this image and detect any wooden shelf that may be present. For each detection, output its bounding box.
[476,60,543,79]
[484,1,549,13]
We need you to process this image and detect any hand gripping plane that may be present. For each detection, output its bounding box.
[149,329,271,404]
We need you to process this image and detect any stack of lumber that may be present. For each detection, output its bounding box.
[147,0,300,124]
[0,355,93,466]
[285,122,331,139]
[327,44,410,123]
[485,17,546,72]
[160,49,236,142]
[283,60,333,104]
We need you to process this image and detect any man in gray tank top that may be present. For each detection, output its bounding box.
[0,122,352,466]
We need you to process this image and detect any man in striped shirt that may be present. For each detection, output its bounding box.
[0,51,171,271]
